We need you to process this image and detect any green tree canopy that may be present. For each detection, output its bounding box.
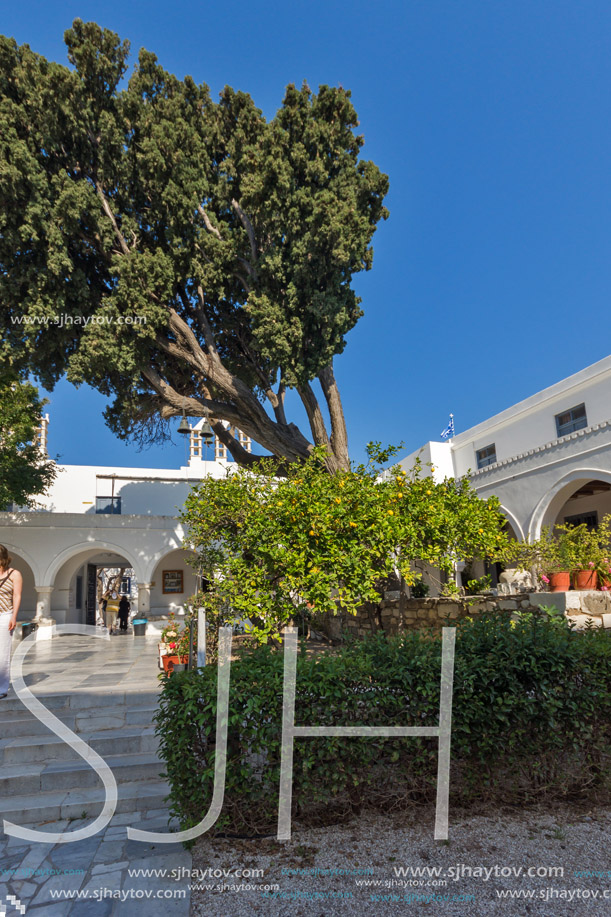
[182,448,509,642]
[0,372,56,508]
[0,20,388,471]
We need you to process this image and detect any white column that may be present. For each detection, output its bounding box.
[137,583,152,616]
[34,586,55,640]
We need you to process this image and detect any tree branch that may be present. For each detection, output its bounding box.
[142,362,313,464]
[277,380,287,425]
[195,286,220,359]
[297,382,332,452]
[95,183,130,256]
[197,204,222,240]
[234,331,287,424]
[318,362,349,470]
[167,308,214,375]
[209,419,258,466]
[141,367,242,423]
[231,198,258,265]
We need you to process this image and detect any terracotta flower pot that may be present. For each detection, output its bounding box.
[573,570,598,591]
[162,654,188,673]
[548,572,571,592]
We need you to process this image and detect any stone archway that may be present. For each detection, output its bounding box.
[44,540,145,587]
[530,469,611,540]
[499,505,524,542]
[45,544,144,627]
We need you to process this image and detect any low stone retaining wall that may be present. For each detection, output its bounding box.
[337,594,519,638]
[333,590,611,639]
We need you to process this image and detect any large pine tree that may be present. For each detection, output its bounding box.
[0,20,388,471]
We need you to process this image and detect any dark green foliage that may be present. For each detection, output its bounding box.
[0,20,388,467]
[0,371,56,507]
[156,613,611,837]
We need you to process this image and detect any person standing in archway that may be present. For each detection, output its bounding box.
[117,595,131,633]
[0,545,23,699]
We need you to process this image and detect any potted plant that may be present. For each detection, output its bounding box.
[160,613,181,647]
[172,628,193,672]
[541,531,574,592]
[502,527,573,592]
[555,523,599,591]
[595,514,611,590]
[159,613,185,670]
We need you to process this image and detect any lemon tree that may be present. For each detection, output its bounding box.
[183,446,508,641]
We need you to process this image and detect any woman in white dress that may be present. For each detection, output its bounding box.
[0,545,23,699]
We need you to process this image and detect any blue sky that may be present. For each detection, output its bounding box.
[5,1,611,467]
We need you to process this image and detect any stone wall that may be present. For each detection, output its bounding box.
[332,591,606,640]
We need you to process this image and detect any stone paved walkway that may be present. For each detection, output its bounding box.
[1,810,191,916]
[0,631,192,915]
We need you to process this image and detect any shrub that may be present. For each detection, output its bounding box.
[156,612,611,838]
[181,446,508,643]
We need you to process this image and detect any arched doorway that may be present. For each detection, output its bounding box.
[531,471,611,539]
[46,545,142,627]
[463,512,522,589]
[552,480,611,530]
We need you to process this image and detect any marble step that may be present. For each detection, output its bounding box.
[0,689,159,716]
[0,726,160,766]
[0,778,171,826]
[0,751,165,796]
[0,704,159,737]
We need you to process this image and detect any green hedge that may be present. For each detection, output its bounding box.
[156,612,611,836]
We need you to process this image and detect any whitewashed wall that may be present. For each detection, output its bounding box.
[451,356,611,477]
[30,462,228,516]
[398,355,611,544]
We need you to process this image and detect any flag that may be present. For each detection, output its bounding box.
[440,414,454,439]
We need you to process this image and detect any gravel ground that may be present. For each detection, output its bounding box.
[189,803,610,916]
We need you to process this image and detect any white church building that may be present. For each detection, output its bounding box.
[0,420,250,636]
[400,354,611,557]
[4,354,611,631]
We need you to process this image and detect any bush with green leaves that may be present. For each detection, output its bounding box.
[0,371,56,508]
[182,445,508,642]
[156,611,611,838]
[504,517,611,586]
